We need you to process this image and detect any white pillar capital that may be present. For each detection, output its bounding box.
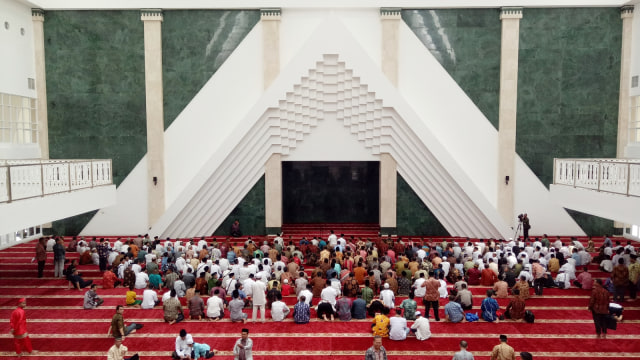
[261,8,281,21]
[141,9,163,22]
[380,8,402,20]
[500,7,523,20]
[31,9,45,22]
[621,5,634,19]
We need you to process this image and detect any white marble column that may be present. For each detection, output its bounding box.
[32,9,49,159]
[380,8,401,86]
[265,153,282,233]
[141,9,165,228]
[497,7,522,227]
[617,6,634,158]
[380,153,397,234]
[261,9,281,89]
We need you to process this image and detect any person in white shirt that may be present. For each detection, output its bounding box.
[600,258,613,272]
[413,274,427,298]
[207,289,225,320]
[135,271,149,289]
[174,329,193,360]
[270,293,291,321]
[299,285,313,306]
[321,281,339,307]
[251,274,267,323]
[141,284,159,309]
[410,311,431,340]
[131,262,142,275]
[46,237,56,252]
[174,279,186,298]
[243,275,255,297]
[389,308,409,341]
[380,283,395,309]
[328,230,338,247]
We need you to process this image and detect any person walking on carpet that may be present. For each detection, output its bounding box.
[10,298,35,357]
[233,328,253,360]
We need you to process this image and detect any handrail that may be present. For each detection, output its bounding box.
[553,158,640,197]
[0,159,112,203]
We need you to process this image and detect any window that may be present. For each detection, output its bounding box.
[0,92,38,144]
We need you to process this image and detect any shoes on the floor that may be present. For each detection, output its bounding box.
[135,324,144,330]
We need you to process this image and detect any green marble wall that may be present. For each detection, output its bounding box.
[397,174,449,236]
[516,8,621,235]
[213,176,266,236]
[402,9,502,129]
[44,11,146,235]
[162,10,260,129]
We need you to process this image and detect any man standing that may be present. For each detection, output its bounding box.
[35,238,47,278]
[10,298,34,357]
[107,337,139,360]
[422,271,441,321]
[364,336,387,360]
[588,279,611,339]
[452,340,474,360]
[98,238,110,272]
[233,329,253,360]
[490,335,515,360]
[53,237,66,278]
[611,258,629,302]
[251,274,267,323]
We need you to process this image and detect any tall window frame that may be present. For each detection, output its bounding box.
[0,92,38,145]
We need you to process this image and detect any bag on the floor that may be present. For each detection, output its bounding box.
[524,310,535,323]
[465,312,479,322]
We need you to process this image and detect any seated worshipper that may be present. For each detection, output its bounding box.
[271,293,291,321]
[335,295,353,321]
[149,271,163,290]
[467,263,481,285]
[493,274,509,298]
[126,285,142,307]
[83,284,104,309]
[505,289,526,321]
[399,292,418,320]
[512,276,531,299]
[367,297,387,317]
[555,269,572,289]
[317,299,336,321]
[107,337,139,360]
[574,266,594,290]
[410,311,432,340]
[229,290,248,324]
[65,261,93,290]
[186,339,217,360]
[444,295,465,323]
[281,278,293,296]
[206,289,225,321]
[455,283,473,310]
[371,309,391,337]
[389,308,410,341]
[134,270,149,290]
[481,290,500,323]
[380,283,396,309]
[163,290,184,325]
[293,295,311,324]
[351,295,367,319]
[188,290,205,320]
[141,283,159,309]
[173,329,193,360]
[103,266,121,289]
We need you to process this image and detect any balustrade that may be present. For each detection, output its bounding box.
[554,158,640,197]
[0,159,112,203]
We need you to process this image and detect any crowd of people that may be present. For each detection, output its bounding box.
[22,230,640,358]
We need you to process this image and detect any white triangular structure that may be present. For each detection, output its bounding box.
[83,11,583,238]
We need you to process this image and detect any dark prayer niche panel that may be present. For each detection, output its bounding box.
[282,161,380,224]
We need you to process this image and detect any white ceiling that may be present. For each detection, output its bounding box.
[18,0,637,10]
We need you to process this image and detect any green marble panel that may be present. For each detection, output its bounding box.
[396,174,449,236]
[44,10,147,235]
[402,9,501,129]
[162,10,260,129]
[213,176,266,236]
[516,8,620,233]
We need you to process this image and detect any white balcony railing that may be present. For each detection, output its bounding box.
[554,158,640,197]
[0,159,112,203]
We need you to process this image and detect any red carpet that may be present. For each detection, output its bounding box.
[1,234,639,359]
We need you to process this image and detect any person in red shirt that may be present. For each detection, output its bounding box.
[10,298,34,356]
[466,264,482,285]
[103,267,121,289]
[480,267,498,286]
[281,279,293,296]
